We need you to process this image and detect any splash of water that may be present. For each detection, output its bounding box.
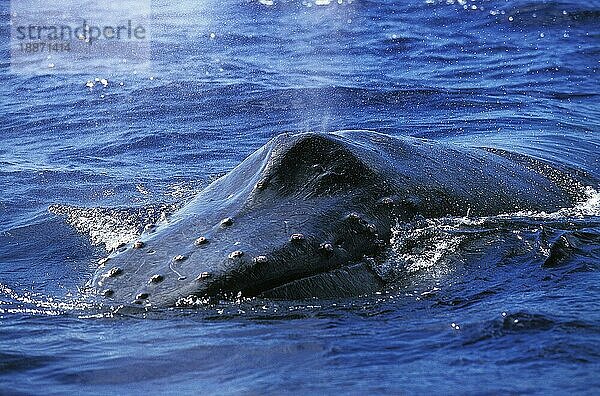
[377,186,600,281]
[49,203,179,252]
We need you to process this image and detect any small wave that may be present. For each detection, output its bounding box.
[542,228,600,269]
[461,312,557,346]
[0,351,55,375]
[460,311,600,350]
[500,312,556,332]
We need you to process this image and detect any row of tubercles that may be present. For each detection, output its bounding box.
[101,210,378,303]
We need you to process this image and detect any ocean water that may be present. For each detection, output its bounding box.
[1,0,600,394]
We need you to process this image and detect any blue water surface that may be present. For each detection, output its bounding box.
[1,0,599,394]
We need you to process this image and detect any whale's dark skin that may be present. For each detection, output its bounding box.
[91,130,588,307]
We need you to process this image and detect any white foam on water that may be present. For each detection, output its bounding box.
[388,220,465,274]
[0,282,100,316]
[49,203,178,252]
[378,186,600,281]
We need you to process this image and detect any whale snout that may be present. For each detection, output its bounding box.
[94,204,390,306]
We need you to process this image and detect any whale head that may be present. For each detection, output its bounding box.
[92,132,400,307]
[90,130,582,307]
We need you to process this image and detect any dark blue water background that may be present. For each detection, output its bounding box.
[1,0,599,393]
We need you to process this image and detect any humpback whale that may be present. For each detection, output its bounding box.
[90,130,589,307]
